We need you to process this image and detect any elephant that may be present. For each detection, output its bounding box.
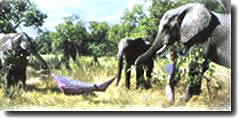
[0,32,49,90]
[136,3,230,100]
[116,37,154,89]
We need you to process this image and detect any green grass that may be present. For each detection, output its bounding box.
[0,56,231,111]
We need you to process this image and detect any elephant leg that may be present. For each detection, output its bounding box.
[5,68,16,95]
[18,71,27,90]
[136,66,144,89]
[6,67,17,88]
[202,59,209,74]
[182,83,192,102]
[6,74,14,89]
[125,63,131,89]
[18,58,28,90]
[145,61,154,89]
[22,77,26,90]
[146,60,153,79]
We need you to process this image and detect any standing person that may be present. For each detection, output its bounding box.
[164,48,184,104]
[165,48,177,104]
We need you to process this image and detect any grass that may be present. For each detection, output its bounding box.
[0,56,231,111]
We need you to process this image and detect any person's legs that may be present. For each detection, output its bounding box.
[165,84,174,104]
[165,75,175,104]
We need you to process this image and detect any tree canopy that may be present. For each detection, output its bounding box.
[1,0,226,60]
[0,0,47,33]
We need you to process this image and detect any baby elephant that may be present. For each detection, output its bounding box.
[116,38,154,89]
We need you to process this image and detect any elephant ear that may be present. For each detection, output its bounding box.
[179,4,212,43]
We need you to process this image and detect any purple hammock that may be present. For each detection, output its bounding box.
[53,75,116,94]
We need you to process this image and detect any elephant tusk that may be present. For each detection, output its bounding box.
[127,66,135,72]
[156,45,167,54]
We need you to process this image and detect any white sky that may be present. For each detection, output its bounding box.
[31,0,149,31]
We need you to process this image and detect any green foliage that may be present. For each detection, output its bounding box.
[172,44,216,88]
[87,21,116,56]
[34,31,52,54]
[32,0,225,58]
[206,62,216,77]
[0,0,47,33]
[178,46,205,86]
[48,16,89,67]
[107,24,122,45]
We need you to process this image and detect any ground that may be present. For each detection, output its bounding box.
[0,56,231,111]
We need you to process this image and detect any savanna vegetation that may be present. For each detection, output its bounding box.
[0,0,230,111]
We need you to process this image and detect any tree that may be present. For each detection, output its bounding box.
[88,21,115,57]
[0,0,47,33]
[119,4,147,38]
[88,21,110,44]
[107,24,122,45]
[53,15,88,54]
[50,15,89,69]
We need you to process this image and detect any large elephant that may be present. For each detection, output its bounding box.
[135,3,231,101]
[136,3,231,71]
[0,32,49,89]
[116,38,154,89]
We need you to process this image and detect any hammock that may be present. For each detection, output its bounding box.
[53,75,116,94]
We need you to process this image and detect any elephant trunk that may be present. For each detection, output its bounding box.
[30,47,50,71]
[23,33,50,71]
[116,53,123,86]
[136,34,165,67]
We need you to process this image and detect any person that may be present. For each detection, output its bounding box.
[164,47,185,104]
[165,49,178,104]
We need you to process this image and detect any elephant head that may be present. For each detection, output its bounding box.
[136,3,230,69]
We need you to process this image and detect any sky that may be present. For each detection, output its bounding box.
[30,0,150,32]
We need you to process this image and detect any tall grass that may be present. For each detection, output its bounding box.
[0,56,231,111]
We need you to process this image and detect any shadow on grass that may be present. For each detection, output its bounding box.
[25,84,99,97]
[25,84,61,94]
